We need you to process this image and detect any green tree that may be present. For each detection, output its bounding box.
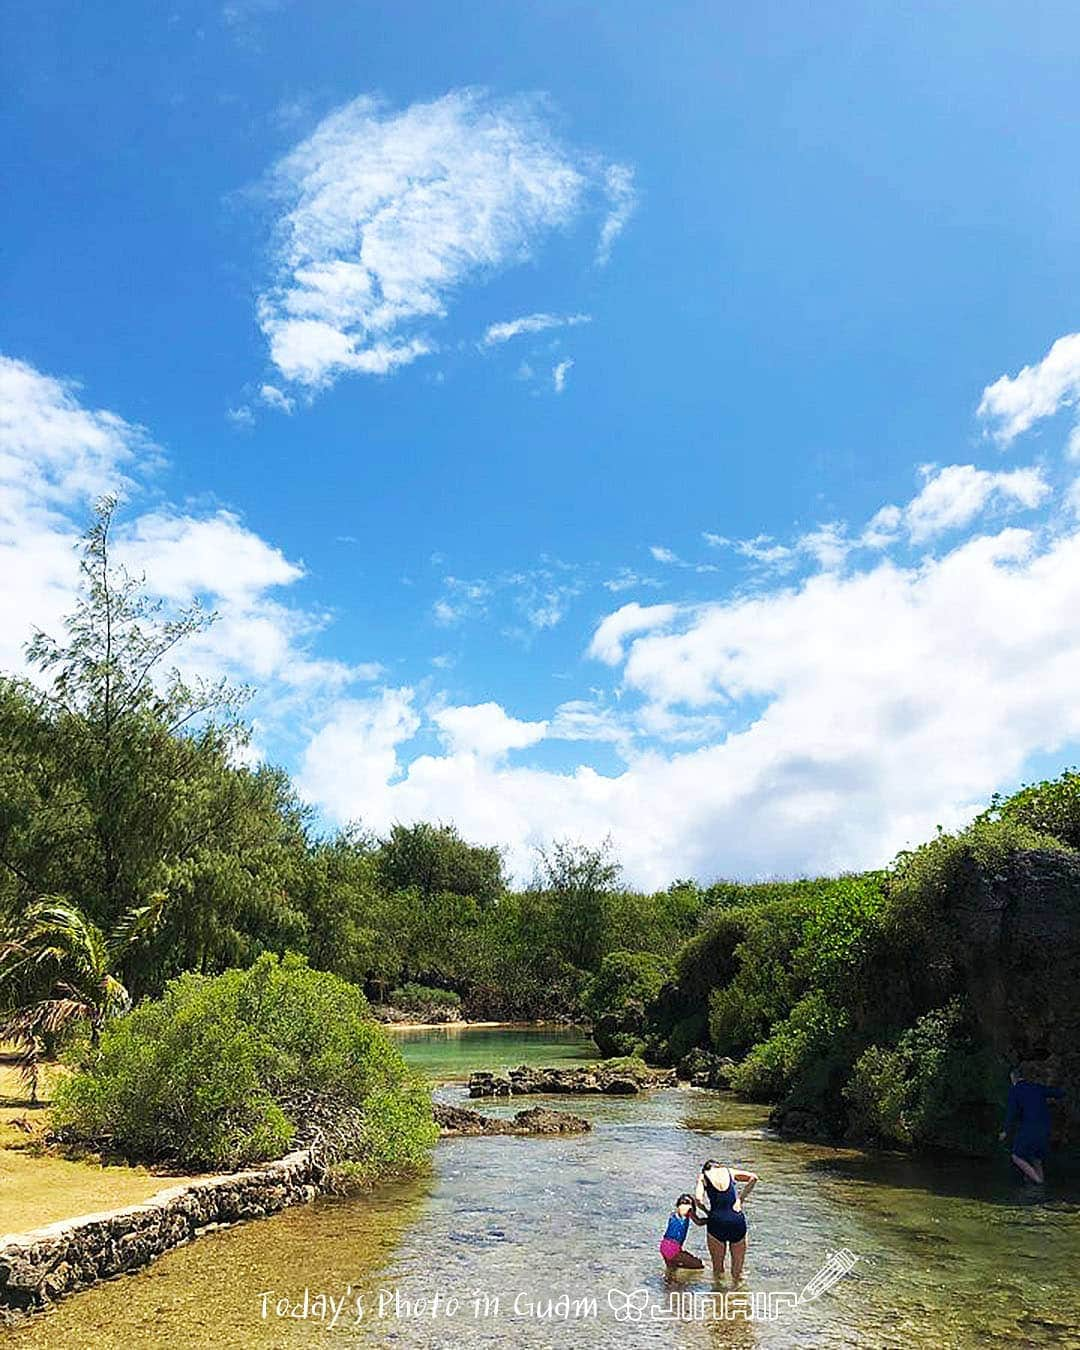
[375,822,505,907]
[532,838,621,971]
[0,499,310,994]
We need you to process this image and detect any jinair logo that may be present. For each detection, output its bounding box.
[608,1248,860,1323]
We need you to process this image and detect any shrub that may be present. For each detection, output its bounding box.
[388,982,462,1012]
[53,952,436,1173]
[985,769,1080,850]
[583,951,669,1058]
[729,990,846,1103]
[844,998,1001,1153]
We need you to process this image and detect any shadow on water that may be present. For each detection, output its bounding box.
[803,1143,1080,1210]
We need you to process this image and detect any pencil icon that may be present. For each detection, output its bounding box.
[799,1248,858,1302]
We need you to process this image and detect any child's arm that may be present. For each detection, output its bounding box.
[688,1203,707,1226]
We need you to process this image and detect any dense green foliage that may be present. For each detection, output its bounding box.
[53,953,436,1172]
[583,950,670,1057]
[389,982,463,1012]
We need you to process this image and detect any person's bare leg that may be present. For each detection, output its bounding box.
[676,1250,704,1270]
[730,1238,747,1281]
[707,1234,727,1275]
[1012,1152,1042,1184]
[1031,1159,1045,1184]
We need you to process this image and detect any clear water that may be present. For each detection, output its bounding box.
[7,1028,1080,1349]
[383,1022,595,1080]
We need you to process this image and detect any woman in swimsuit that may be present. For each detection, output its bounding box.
[694,1158,758,1279]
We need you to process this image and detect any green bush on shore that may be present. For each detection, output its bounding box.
[52,952,437,1173]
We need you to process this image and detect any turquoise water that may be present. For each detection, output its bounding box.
[8,1028,1080,1349]
[385,1022,595,1079]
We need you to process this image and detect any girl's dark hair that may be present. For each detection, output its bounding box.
[676,1193,695,1207]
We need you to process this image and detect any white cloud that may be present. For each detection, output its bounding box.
[299,689,421,818]
[978,332,1080,444]
[480,312,591,348]
[259,90,629,392]
[0,353,365,733]
[589,602,679,665]
[797,522,850,570]
[301,525,1080,887]
[552,359,573,393]
[259,383,295,414]
[734,535,795,568]
[596,163,637,265]
[432,701,547,758]
[866,464,1050,546]
[118,510,303,604]
[649,545,679,564]
[602,568,661,593]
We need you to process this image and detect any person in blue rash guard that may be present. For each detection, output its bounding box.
[999,1066,1066,1184]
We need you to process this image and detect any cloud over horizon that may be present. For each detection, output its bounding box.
[8,332,1080,888]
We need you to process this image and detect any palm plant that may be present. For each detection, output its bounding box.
[0,896,163,1101]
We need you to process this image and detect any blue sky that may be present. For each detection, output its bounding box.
[4,1,1080,885]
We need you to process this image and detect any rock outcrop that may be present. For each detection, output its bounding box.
[433,1102,590,1136]
[676,1048,736,1089]
[468,1062,676,1098]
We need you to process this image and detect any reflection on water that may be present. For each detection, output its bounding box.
[7,1031,1080,1349]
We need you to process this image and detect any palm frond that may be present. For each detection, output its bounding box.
[106,893,166,963]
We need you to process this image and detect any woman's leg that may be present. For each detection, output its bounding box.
[730,1237,748,1281]
[706,1233,727,1275]
[675,1250,704,1270]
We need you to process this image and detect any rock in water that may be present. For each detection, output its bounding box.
[467,1063,676,1098]
[433,1102,590,1136]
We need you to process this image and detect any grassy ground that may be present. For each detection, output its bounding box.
[0,1057,190,1236]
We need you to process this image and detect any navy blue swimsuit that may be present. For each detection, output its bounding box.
[1004,1081,1065,1164]
[703,1167,747,1243]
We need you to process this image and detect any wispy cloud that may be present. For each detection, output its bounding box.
[597,163,637,265]
[259,383,295,414]
[258,90,633,393]
[552,359,574,393]
[480,312,591,348]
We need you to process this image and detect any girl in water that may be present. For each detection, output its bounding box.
[695,1159,758,1279]
[659,1193,706,1274]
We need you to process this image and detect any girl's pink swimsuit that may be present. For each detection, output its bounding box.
[659,1210,690,1262]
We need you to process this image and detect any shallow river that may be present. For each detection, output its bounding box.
[7,1026,1080,1348]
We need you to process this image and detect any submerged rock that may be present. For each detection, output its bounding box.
[468,1062,676,1098]
[433,1102,590,1136]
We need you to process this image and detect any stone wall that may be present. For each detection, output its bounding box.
[0,1144,326,1321]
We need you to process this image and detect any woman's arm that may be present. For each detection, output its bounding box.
[733,1170,758,1205]
[694,1175,708,1211]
